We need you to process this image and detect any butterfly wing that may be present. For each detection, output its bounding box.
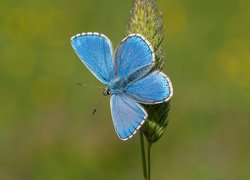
[114,34,154,79]
[126,71,173,104]
[71,32,114,85]
[110,94,147,140]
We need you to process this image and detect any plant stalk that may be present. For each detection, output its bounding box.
[140,130,148,180]
[147,142,152,180]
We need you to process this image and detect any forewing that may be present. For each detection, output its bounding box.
[114,34,154,79]
[110,94,147,140]
[126,71,173,104]
[71,32,114,84]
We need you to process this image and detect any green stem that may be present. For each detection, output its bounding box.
[140,130,147,180]
[147,142,152,180]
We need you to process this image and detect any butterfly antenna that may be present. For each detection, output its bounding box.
[76,82,104,89]
[92,93,105,115]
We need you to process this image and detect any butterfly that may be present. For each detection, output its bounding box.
[71,32,173,140]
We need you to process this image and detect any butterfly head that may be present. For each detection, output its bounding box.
[103,87,111,96]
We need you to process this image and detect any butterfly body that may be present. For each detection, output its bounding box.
[108,77,128,94]
[71,32,173,140]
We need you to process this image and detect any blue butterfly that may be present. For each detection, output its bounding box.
[71,32,173,140]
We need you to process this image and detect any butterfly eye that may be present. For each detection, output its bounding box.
[103,87,111,96]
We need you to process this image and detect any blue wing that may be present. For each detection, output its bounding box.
[114,34,155,79]
[71,32,114,85]
[110,94,147,140]
[126,71,173,104]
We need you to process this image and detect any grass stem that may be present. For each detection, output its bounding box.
[140,130,148,180]
[147,142,152,180]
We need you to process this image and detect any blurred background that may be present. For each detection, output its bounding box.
[0,0,249,179]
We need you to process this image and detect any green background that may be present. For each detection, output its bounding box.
[0,0,249,179]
